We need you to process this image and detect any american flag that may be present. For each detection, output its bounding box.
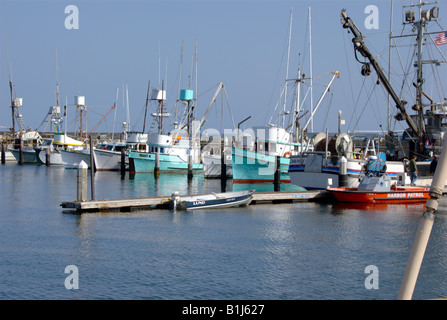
[434,32,447,45]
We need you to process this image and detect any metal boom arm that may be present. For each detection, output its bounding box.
[340,9,422,138]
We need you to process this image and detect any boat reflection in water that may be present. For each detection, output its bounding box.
[331,202,427,214]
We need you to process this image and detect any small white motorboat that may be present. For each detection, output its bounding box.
[172,190,254,211]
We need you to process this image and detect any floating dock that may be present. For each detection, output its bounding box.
[61,190,333,213]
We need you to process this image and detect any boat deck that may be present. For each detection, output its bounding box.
[61,190,332,213]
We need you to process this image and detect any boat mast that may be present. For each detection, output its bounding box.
[415,1,427,135]
[175,40,184,128]
[309,7,313,133]
[143,80,150,133]
[387,0,394,133]
[283,8,293,129]
[6,47,15,137]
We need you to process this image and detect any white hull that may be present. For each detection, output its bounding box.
[60,149,91,169]
[93,149,124,171]
[37,149,64,165]
[202,153,232,178]
[289,154,408,190]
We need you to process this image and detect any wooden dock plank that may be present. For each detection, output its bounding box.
[61,190,332,213]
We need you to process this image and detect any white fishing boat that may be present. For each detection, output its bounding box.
[93,142,127,171]
[37,133,85,165]
[60,148,91,169]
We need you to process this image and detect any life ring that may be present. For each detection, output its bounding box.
[284,151,291,158]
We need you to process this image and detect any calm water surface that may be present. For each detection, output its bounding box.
[1,164,446,300]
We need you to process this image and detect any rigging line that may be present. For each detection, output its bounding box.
[372,85,386,127]
[394,36,416,102]
[347,75,367,130]
[321,91,335,131]
[425,44,443,102]
[223,87,236,130]
[352,82,377,132]
[268,85,286,125]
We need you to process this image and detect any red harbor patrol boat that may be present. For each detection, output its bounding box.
[327,174,430,204]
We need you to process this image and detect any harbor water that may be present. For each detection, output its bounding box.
[1,163,447,300]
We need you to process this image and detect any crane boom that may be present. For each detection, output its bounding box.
[340,9,422,138]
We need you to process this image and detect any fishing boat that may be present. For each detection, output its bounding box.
[8,130,42,163]
[327,173,430,204]
[93,142,127,171]
[128,131,203,173]
[289,133,407,189]
[37,133,85,165]
[60,148,91,169]
[173,189,254,211]
[232,125,294,184]
[128,88,203,174]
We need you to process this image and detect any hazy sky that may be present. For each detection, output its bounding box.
[1,0,446,136]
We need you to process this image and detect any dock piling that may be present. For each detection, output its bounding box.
[339,156,348,187]
[89,136,95,200]
[45,148,50,166]
[154,151,160,177]
[274,155,280,191]
[120,148,126,177]
[1,142,5,164]
[77,160,88,201]
[18,140,23,165]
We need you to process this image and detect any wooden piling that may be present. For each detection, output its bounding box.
[18,141,23,165]
[89,136,95,200]
[120,148,126,177]
[187,160,193,180]
[77,160,88,201]
[154,151,160,177]
[274,155,280,191]
[1,142,5,164]
[220,137,227,182]
[45,148,50,166]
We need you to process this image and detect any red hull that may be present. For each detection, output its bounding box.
[327,187,430,204]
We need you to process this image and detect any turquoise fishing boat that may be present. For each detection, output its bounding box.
[231,125,295,184]
[128,87,203,174]
[232,147,291,183]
